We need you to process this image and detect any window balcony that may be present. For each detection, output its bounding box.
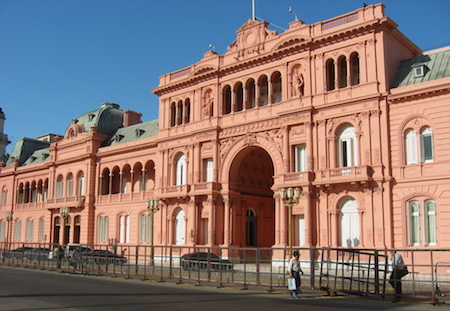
[96,190,155,204]
[46,195,85,208]
[160,184,190,199]
[281,171,314,186]
[191,182,220,195]
[314,165,373,185]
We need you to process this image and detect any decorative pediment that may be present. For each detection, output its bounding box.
[227,18,277,58]
[275,36,310,51]
[192,65,216,77]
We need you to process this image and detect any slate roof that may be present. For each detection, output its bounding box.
[22,148,50,166]
[391,47,450,88]
[73,102,123,137]
[6,138,50,166]
[104,120,159,146]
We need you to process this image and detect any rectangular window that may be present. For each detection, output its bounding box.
[0,221,5,241]
[13,220,22,242]
[409,201,420,246]
[204,218,209,245]
[97,216,109,243]
[204,158,214,182]
[119,215,130,243]
[38,218,45,242]
[139,214,150,244]
[25,219,34,242]
[421,133,434,163]
[0,191,6,205]
[425,200,437,245]
[405,130,418,165]
[293,145,307,172]
[295,215,305,247]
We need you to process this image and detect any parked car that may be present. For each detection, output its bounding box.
[24,247,51,261]
[83,249,127,264]
[7,246,34,259]
[180,252,233,271]
[64,243,92,258]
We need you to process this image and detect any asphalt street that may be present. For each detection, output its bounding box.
[0,266,445,311]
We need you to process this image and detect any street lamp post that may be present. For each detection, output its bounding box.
[60,207,69,245]
[5,211,12,249]
[146,199,160,264]
[280,187,300,255]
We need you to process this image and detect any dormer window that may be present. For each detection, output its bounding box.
[412,63,426,78]
[135,129,145,138]
[115,134,124,142]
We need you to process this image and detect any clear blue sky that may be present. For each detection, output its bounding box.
[1,0,449,154]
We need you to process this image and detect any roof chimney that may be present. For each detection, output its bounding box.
[123,110,142,127]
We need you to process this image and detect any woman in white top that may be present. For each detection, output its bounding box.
[287,250,304,298]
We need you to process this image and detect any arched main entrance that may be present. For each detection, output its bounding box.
[228,146,275,247]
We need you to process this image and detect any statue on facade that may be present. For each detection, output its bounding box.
[203,90,214,118]
[291,67,304,97]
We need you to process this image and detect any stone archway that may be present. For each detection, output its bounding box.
[228,146,275,248]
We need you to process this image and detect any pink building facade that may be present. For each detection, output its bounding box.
[1,4,449,261]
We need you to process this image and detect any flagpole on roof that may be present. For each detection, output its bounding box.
[252,0,256,20]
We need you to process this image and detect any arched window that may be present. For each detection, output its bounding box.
[326,59,335,91]
[55,175,63,198]
[408,199,437,246]
[222,85,232,114]
[184,98,191,124]
[404,127,434,165]
[170,102,176,127]
[176,154,187,185]
[119,215,130,243]
[420,127,434,163]
[338,56,347,88]
[24,182,30,203]
[177,100,183,125]
[66,173,73,197]
[77,172,85,196]
[246,209,257,246]
[175,209,186,245]
[340,198,360,247]
[338,125,358,167]
[30,181,37,202]
[234,82,244,112]
[258,75,268,106]
[350,52,360,85]
[271,71,282,104]
[405,129,418,164]
[0,188,7,205]
[246,78,256,109]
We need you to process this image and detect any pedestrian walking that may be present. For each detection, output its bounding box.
[389,251,409,302]
[287,250,304,298]
[54,244,64,268]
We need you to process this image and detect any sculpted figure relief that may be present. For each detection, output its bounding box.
[291,67,304,97]
[203,90,214,118]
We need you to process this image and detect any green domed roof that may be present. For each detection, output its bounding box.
[72,102,123,136]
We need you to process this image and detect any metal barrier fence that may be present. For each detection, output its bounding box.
[1,242,449,304]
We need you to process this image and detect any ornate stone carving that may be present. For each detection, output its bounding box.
[202,89,214,118]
